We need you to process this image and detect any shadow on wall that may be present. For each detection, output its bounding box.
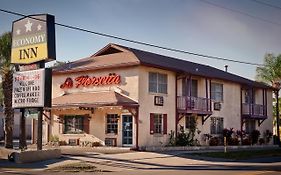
[0,109,32,140]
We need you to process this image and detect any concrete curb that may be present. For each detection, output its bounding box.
[141,145,279,152]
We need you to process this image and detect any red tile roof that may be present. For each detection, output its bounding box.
[52,91,138,108]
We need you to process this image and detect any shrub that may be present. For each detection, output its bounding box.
[259,138,265,145]
[59,140,67,146]
[92,142,102,147]
[49,135,59,142]
[242,138,251,145]
[167,130,176,146]
[250,130,261,145]
[264,130,273,144]
[228,137,239,145]
[209,137,220,146]
[223,128,234,138]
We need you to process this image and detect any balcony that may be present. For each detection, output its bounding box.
[177,96,212,115]
[242,103,267,119]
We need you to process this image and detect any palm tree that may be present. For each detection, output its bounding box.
[0,32,14,149]
[256,53,281,146]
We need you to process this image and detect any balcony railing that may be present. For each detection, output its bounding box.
[242,103,266,118]
[177,96,212,114]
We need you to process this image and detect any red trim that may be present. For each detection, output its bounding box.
[83,114,90,134]
[150,113,154,134]
[163,114,167,134]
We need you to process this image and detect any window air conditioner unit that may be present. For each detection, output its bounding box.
[214,102,221,111]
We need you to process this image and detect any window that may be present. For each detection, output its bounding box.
[64,115,84,134]
[154,114,163,134]
[149,72,167,94]
[150,113,167,134]
[210,117,223,134]
[244,89,255,104]
[185,115,196,129]
[182,79,198,97]
[211,83,223,101]
[245,119,256,134]
[106,114,119,134]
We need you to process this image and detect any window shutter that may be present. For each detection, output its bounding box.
[83,115,90,134]
[163,114,167,134]
[150,113,154,134]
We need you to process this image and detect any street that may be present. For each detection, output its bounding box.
[1,151,280,175]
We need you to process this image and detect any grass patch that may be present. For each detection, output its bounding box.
[191,149,281,160]
[47,161,100,172]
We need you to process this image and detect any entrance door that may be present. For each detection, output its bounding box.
[122,115,133,146]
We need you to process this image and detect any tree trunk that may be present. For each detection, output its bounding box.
[3,70,14,149]
[275,90,280,146]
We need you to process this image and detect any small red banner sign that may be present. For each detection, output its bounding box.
[60,73,121,89]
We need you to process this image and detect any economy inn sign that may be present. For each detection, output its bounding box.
[11,14,54,108]
[11,14,56,64]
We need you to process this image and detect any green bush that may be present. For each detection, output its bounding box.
[49,135,59,142]
[209,137,220,146]
[242,138,251,145]
[259,138,265,145]
[264,130,273,144]
[251,130,261,145]
[228,137,239,145]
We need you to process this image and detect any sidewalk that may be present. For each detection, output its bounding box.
[1,146,281,172]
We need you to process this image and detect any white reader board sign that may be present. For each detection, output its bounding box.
[12,68,47,108]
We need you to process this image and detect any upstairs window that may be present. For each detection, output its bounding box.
[149,72,167,94]
[182,79,198,97]
[211,83,223,102]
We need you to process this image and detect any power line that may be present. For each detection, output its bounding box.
[199,0,281,27]
[250,0,281,11]
[0,8,263,66]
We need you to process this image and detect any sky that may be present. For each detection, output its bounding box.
[0,0,281,81]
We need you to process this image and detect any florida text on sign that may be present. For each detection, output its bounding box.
[11,14,56,64]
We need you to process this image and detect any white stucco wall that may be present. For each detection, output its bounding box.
[138,66,176,147]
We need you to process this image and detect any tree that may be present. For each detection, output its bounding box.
[256,53,281,146]
[0,32,14,149]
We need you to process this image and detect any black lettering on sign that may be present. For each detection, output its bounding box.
[19,47,38,60]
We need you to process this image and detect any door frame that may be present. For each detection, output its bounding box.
[121,113,133,147]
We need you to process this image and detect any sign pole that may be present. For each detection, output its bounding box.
[19,108,26,150]
[37,107,43,150]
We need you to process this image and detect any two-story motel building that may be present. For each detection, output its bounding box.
[34,44,273,149]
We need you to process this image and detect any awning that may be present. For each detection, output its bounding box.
[52,91,138,109]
